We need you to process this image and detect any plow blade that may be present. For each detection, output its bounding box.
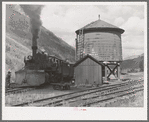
[15,70,45,86]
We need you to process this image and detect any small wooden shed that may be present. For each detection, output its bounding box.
[73,54,104,86]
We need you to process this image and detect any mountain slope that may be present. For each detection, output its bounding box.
[121,54,144,72]
[124,53,144,60]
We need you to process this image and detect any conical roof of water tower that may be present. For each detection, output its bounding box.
[75,15,125,34]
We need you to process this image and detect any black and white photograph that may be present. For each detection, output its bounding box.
[2,1,147,120]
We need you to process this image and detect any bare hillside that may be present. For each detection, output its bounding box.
[121,54,144,72]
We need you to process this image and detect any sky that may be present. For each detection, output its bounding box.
[40,3,146,59]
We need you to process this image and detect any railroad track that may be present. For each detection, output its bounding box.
[12,79,143,107]
[52,81,143,107]
[6,87,36,96]
[82,85,143,107]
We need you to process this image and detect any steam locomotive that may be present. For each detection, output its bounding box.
[15,52,75,90]
[14,36,75,90]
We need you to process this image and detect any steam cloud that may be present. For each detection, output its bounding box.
[20,5,44,42]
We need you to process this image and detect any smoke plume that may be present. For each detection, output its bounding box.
[20,5,44,42]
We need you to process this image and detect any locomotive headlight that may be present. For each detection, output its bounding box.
[71,79,75,84]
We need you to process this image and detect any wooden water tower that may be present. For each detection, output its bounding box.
[75,15,125,81]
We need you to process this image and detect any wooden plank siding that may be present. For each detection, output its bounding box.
[84,32,122,61]
[76,30,122,61]
[74,57,102,86]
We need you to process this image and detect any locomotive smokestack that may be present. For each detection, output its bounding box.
[32,29,39,58]
[20,5,44,59]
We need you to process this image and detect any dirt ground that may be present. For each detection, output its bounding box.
[121,72,144,80]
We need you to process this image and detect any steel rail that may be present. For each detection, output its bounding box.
[12,81,129,106]
[53,83,143,107]
[33,80,142,107]
[12,80,142,107]
[82,86,144,106]
[6,87,36,96]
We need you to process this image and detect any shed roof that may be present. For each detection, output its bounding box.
[75,16,124,34]
[73,54,104,67]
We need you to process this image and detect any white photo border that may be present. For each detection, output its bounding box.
[2,1,148,120]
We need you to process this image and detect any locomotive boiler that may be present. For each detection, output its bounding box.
[15,30,74,90]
